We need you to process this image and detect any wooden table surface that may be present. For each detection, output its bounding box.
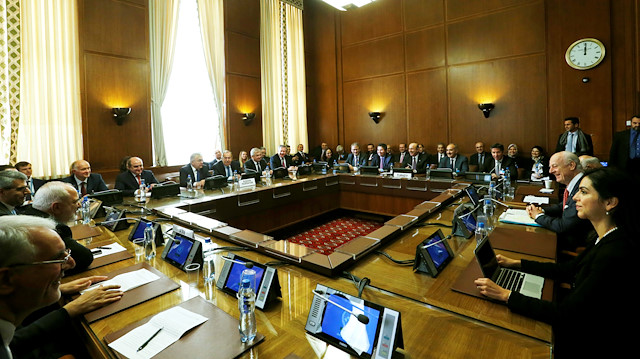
[65,177,555,358]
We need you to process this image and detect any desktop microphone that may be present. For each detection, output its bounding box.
[244,168,258,173]
[221,255,253,269]
[312,290,369,325]
[420,237,448,250]
[490,198,510,208]
[95,217,130,226]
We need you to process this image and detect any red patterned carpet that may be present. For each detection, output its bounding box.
[284,216,383,255]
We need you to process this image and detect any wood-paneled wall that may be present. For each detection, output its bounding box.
[305,0,640,160]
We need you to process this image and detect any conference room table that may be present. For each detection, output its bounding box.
[64,173,557,358]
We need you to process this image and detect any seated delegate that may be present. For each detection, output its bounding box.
[474,167,638,357]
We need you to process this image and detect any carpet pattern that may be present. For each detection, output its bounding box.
[285,217,383,255]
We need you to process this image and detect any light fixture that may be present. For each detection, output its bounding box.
[322,0,376,11]
[477,103,494,118]
[112,108,131,125]
[242,113,256,125]
[368,112,382,124]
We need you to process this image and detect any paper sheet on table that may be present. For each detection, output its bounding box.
[81,268,160,294]
[92,242,127,258]
[498,209,541,227]
[108,306,208,359]
[522,195,549,205]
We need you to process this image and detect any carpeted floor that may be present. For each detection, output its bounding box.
[284,216,383,255]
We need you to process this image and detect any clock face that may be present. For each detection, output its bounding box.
[565,38,605,70]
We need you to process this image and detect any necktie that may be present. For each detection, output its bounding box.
[195,170,200,182]
[137,174,142,185]
[281,156,286,168]
[450,158,455,169]
[80,182,87,196]
[379,156,384,169]
[400,152,405,163]
[226,166,231,177]
[354,156,359,166]
[412,156,417,170]
[496,160,501,175]
[256,161,261,173]
[479,154,484,164]
[25,179,33,201]
[567,133,574,152]
[563,188,569,210]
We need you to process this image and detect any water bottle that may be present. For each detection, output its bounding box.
[483,196,494,232]
[475,222,486,246]
[138,179,146,202]
[81,197,91,224]
[504,167,511,190]
[264,165,272,185]
[488,181,496,199]
[187,174,194,192]
[238,278,257,343]
[143,222,156,260]
[233,170,239,190]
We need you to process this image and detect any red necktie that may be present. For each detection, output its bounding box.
[562,188,569,210]
[80,182,87,196]
[137,174,142,185]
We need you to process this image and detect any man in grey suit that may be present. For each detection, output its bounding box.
[0,171,30,216]
[438,143,469,175]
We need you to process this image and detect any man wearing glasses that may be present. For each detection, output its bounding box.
[0,171,30,216]
[1,216,122,359]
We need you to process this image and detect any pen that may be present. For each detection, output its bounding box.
[91,250,102,255]
[96,246,111,250]
[137,327,163,352]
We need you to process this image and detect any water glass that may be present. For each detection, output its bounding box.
[203,255,216,284]
[132,239,145,260]
[185,263,201,288]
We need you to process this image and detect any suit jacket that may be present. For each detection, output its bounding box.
[114,170,159,197]
[393,151,408,164]
[212,160,242,177]
[0,327,11,359]
[608,129,640,174]
[438,155,469,173]
[291,151,310,165]
[534,174,594,251]
[0,202,14,216]
[401,153,429,172]
[522,156,550,179]
[244,159,268,173]
[507,229,636,357]
[555,129,594,156]
[179,164,211,187]
[489,157,518,179]
[17,206,94,275]
[345,153,366,167]
[62,173,109,194]
[11,307,79,359]
[370,154,394,171]
[270,154,292,170]
[469,152,493,173]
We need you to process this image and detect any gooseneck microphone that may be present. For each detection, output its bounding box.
[312,290,369,325]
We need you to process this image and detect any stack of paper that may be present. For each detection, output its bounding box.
[498,209,541,227]
[522,195,549,205]
[81,268,160,294]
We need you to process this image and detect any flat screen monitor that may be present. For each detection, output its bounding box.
[463,171,492,184]
[429,168,453,179]
[413,229,455,277]
[128,218,163,246]
[359,165,379,175]
[219,254,267,295]
[464,185,481,207]
[164,234,194,267]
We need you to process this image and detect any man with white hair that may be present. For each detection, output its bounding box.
[21,181,93,274]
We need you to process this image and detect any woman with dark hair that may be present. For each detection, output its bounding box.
[474,167,638,357]
[324,148,337,168]
[523,145,549,181]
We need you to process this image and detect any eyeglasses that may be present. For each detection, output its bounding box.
[8,249,72,268]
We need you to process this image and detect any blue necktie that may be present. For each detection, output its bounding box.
[226,166,231,177]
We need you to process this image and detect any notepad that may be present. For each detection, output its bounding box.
[498,209,541,227]
[92,242,127,258]
[81,268,160,294]
[108,306,208,359]
[522,195,549,205]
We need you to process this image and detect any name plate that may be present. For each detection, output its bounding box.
[393,172,412,179]
[238,178,256,188]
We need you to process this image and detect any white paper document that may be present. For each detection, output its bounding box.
[92,242,127,258]
[108,306,208,359]
[81,268,160,294]
[522,195,550,205]
[498,209,541,227]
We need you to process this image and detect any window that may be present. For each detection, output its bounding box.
[161,0,221,165]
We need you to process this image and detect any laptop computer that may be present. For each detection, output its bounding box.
[474,237,544,299]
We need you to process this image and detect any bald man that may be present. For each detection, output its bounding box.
[114,157,159,196]
[62,160,108,195]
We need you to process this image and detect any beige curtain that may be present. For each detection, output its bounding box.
[196,0,226,151]
[260,0,307,155]
[0,0,20,165]
[150,0,180,166]
[17,0,82,178]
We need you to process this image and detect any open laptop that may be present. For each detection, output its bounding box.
[474,237,544,299]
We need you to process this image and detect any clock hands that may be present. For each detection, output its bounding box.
[584,42,587,56]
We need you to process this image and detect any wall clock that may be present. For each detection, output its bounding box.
[565,38,605,70]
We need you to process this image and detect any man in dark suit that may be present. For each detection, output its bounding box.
[0,171,30,216]
[402,143,428,173]
[393,143,408,164]
[609,115,640,176]
[14,161,46,199]
[245,147,270,174]
[345,142,366,171]
[62,160,109,196]
[212,150,242,179]
[469,142,493,173]
[310,142,329,162]
[526,151,593,251]
[114,157,159,196]
[22,181,93,275]
[489,143,517,180]
[555,117,594,156]
[364,143,376,165]
[291,144,310,165]
[207,150,223,170]
[438,143,469,175]
[179,153,211,188]
[270,145,294,178]
[434,143,447,165]
[370,143,394,171]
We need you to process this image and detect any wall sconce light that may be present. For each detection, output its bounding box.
[368,112,382,124]
[477,103,494,118]
[242,113,256,125]
[112,108,131,125]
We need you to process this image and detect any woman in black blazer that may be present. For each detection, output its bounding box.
[474,167,639,358]
[324,148,337,168]
[522,145,549,181]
